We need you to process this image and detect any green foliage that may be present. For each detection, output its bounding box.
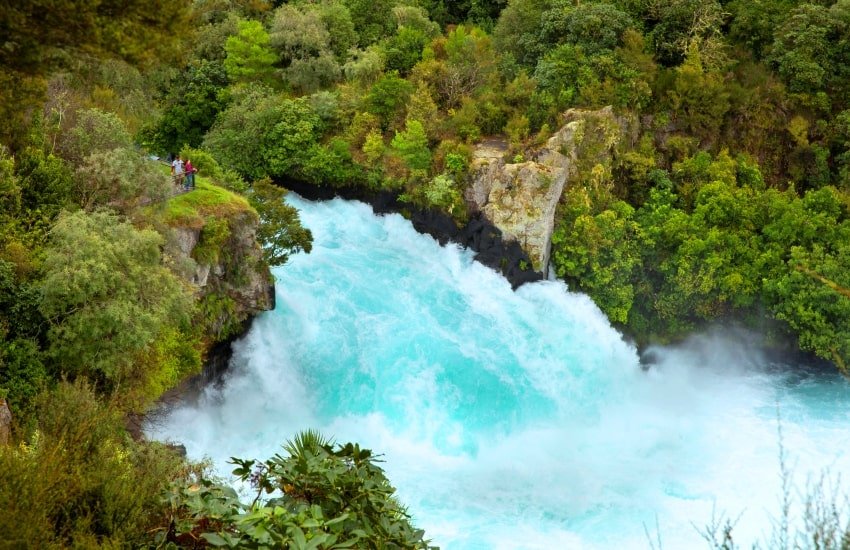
[539,1,636,58]
[164,430,434,549]
[16,145,74,219]
[638,0,727,68]
[367,73,414,130]
[224,20,279,85]
[769,2,850,103]
[198,292,243,343]
[194,217,232,266]
[203,88,322,180]
[301,140,368,187]
[362,129,386,166]
[40,210,193,390]
[436,25,498,107]
[493,0,552,67]
[344,0,403,46]
[412,173,466,219]
[0,381,187,547]
[0,0,188,146]
[58,108,133,165]
[552,185,641,325]
[424,0,507,28]
[246,179,313,266]
[391,119,432,172]
[666,45,730,139]
[0,256,44,341]
[385,27,430,74]
[342,45,386,84]
[727,0,799,59]
[179,145,224,180]
[75,148,171,211]
[0,335,47,423]
[270,4,342,93]
[142,60,230,155]
[0,148,21,221]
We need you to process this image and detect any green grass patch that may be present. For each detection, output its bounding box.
[158,175,254,229]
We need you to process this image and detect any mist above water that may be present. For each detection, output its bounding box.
[149,197,850,549]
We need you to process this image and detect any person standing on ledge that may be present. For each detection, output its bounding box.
[171,154,185,188]
[184,158,196,191]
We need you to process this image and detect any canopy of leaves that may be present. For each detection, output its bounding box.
[40,211,193,389]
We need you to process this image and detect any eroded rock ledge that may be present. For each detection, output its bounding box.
[466,107,626,277]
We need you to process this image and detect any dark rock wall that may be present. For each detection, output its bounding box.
[280,178,544,289]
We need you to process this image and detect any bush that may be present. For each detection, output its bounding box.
[162,430,435,549]
[0,381,186,547]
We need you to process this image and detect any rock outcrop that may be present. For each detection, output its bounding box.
[170,208,274,341]
[466,107,626,276]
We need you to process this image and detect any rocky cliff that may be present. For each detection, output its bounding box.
[160,184,274,387]
[171,209,274,340]
[466,107,627,276]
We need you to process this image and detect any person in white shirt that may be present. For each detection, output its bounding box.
[171,155,185,187]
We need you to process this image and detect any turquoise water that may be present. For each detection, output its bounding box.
[150,197,850,549]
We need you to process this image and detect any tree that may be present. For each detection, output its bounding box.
[367,73,414,129]
[40,211,193,389]
[727,0,799,59]
[270,4,342,93]
[142,60,230,155]
[768,1,850,108]
[437,25,498,106]
[391,119,432,172]
[57,108,132,166]
[224,20,278,85]
[343,45,385,84]
[667,44,731,139]
[344,0,402,46]
[384,27,430,74]
[552,188,641,325]
[0,0,188,147]
[74,148,172,211]
[0,380,187,546]
[203,88,322,180]
[162,430,435,549]
[493,0,553,67]
[16,145,74,219]
[246,179,313,266]
[0,148,21,222]
[538,1,636,58]
[638,0,727,68]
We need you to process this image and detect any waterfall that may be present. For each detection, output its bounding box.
[148,196,850,549]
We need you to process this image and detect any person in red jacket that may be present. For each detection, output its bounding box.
[184,158,197,190]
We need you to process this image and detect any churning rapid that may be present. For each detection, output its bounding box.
[149,196,850,549]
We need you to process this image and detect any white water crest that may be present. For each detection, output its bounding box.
[149,197,850,549]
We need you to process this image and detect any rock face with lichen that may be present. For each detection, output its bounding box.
[466,107,626,276]
[169,208,274,342]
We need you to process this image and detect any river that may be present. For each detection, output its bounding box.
[148,196,850,549]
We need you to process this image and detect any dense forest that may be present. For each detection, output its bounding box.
[1,0,850,547]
